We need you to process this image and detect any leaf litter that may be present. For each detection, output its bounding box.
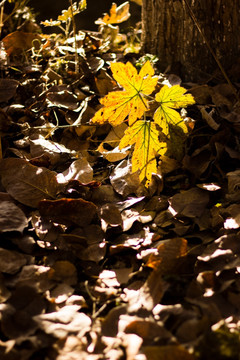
[0,1,240,359]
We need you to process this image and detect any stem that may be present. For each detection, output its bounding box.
[69,0,79,73]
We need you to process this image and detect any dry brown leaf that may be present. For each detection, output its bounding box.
[2,31,41,56]
[169,187,209,218]
[0,158,60,208]
[38,198,97,226]
[0,201,28,233]
[0,79,19,103]
[143,345,196,360]
[0,249,28,274]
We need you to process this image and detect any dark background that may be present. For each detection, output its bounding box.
[30,0,141,31]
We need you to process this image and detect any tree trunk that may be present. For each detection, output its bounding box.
[141,0,240,82]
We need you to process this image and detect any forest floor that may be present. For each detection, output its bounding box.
[0,2,240,360]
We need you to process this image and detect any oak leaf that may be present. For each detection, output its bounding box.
[91,61,158,126]
[154,85,195,136]
[119,120,166,186]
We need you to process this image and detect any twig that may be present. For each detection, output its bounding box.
[69,0,79,73]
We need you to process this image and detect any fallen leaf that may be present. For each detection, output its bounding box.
[39,198,97,226]
[0,79,19,103]
[0,249,28,274]
[169,187,209,218]
[34,305,91,339]
[0,158,60,208]
[0,201,28,233]
[2,31,41,56]
[143,345,196,360]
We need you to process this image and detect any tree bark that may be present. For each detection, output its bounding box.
[141,0,240,82]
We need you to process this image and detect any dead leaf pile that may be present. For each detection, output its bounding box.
[0,2,240,360]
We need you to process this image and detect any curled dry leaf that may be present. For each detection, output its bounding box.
[0,158,60,208]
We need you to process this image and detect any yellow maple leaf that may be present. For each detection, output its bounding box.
[91,61,158,126]
[95,2,130,25]
[154,85,195,136]
[119,120,167,186]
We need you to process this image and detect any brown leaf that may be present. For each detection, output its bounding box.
[2,31,41,56]
[38,198,97,226]
[143,345,196,360]
[0,158,60,208]
[0,79,19,103]
[33,305,91,339]
[57,158,93,184]
[0,249,27,274]
[146,238,188,274]
[0,201,28,233]
[49,261,78,286]
[46,89,79,110]
[169,187,209,218]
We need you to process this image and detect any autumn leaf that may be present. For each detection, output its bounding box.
[119,120,166,186]
[2,31,41,56]
[91,61,158,126]
[154,85,195,136]
[95,1,130,25]
[58,0,86,22]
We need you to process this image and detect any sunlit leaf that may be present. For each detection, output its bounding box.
[95,1,130,25]
[79,0,87,12]
[58,1,85,22]
[154,85,195,136]
[119,120,167,186]
[41,19,61,27]
[91,61,158,126]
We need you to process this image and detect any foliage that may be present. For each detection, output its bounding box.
[92,60,195,186]
[0,1,240,360]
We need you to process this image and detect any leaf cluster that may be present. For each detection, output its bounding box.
[91,60,195,186]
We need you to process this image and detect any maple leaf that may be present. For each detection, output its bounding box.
[91,61,158,126]
[154,85,195,136]
[119,120,167,186]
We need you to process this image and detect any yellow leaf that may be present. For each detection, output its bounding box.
[95,1,130,25]
[154,85,195,136]
[119,120,167,186]
[79,0,87,11]
[91,61,158,126]
[58,1,86,22]
[130,0,142,5]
